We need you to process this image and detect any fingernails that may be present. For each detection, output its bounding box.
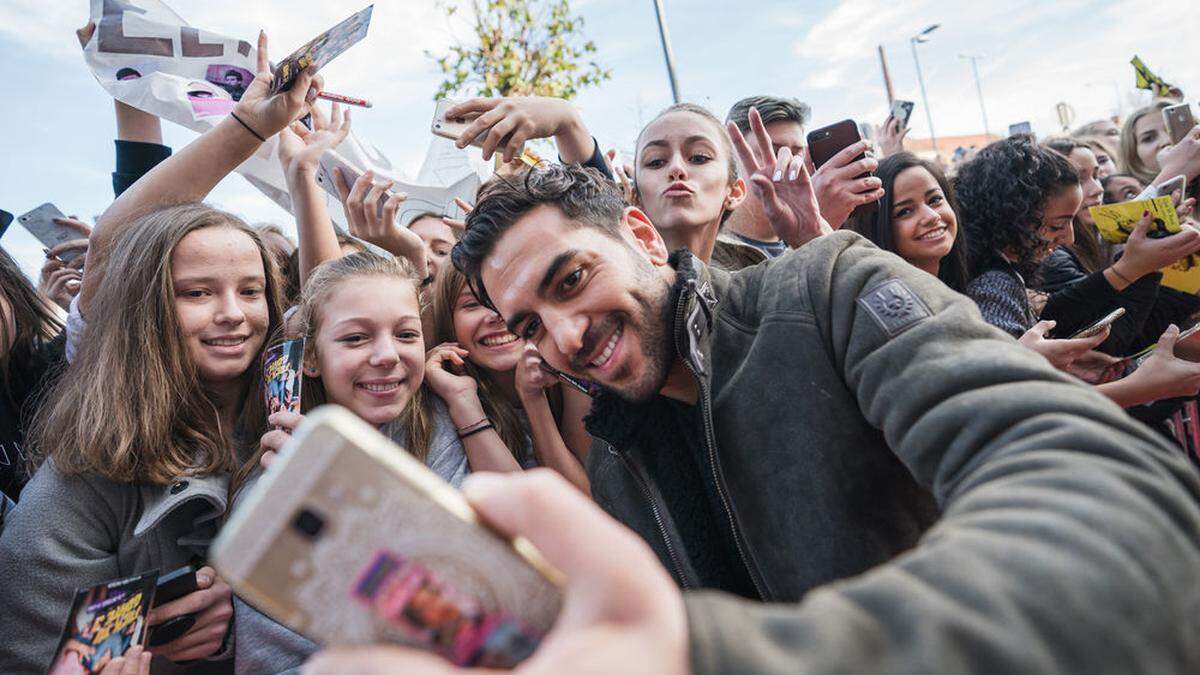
[197,569,214,586]
[788,166,800,181]
[1144,210,1151,217]
[305,87,318,103]
[772,169,783,181]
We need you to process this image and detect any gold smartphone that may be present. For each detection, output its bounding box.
[1163,103,1196,145]
[211,406,563,667]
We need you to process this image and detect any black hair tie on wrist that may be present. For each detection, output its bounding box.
[230,112,266,143]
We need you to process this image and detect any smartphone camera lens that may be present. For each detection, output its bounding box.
[292,507,326,540]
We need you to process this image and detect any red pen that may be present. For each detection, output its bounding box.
[316,91,372,108]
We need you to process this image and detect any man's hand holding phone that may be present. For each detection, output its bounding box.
[302,470,688,675]
[727,107,832,248]
[810,142,884,229]
[146,566,233,663]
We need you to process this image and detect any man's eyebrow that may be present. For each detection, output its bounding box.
[504,250,578,335]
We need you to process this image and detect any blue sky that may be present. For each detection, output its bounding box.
[1,0,1197,278]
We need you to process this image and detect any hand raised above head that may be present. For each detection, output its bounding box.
[727,107,832,248]
[232,31,326,141]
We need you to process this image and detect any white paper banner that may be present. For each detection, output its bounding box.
[84,0,480,227]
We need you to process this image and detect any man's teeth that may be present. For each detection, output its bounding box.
[590,325,622,368]
[359,382,399,392]
[480,333,519,347]
[205,337,246,346]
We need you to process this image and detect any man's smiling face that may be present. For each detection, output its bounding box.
[481,204,676,402]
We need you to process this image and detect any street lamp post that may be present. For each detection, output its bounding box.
[910,24,940,159]
[960,53,991,138]
[651,0,681,104]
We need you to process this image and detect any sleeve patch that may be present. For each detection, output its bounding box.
[857,278,932,338]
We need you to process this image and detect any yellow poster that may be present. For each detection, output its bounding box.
[1088,196,1179,244]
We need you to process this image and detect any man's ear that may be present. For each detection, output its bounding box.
[621,206,670,265]
[725,177,748,211]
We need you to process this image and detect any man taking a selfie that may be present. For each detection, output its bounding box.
[307,117,1200,672]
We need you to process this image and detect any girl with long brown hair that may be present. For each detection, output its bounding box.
[0,32,319,672]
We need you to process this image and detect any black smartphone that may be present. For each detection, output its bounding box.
[0,209,12,239]
[806,119,877,215]
[148,564,201,647]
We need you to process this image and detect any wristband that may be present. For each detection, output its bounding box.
[1110,265,1135,286]
[457,421,494,440]
[229,112,266,143]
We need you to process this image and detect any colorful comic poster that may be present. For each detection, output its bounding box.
[1088,196,1179,244]
[265,339,304,416]
[46,571,157,675]
[271,6,374,93]
[353,550,541,668]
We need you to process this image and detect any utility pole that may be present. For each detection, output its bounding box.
[910,24,940,159]
[960,54,991,138]
[878,45,895,105]
[651,0,681,104]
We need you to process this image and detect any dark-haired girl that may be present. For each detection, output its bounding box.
[847,152,969,291]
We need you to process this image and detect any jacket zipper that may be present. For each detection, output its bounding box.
[613,447,695,589]
[678,279,770,601]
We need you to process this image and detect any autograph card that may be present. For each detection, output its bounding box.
[1088,196,1180,244]
[264,339,304,416]
[271,5,374,93]
[46,571,157,674]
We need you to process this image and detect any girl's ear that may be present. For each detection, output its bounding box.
[302,351,320,378]
[725,177,748,211]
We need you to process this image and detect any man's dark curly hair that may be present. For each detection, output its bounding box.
[954,136,1079,278]
[451,164,626,312]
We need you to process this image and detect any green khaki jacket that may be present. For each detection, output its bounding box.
[586,231,1200,673]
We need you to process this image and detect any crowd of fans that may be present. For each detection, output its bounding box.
[3,24,1200,675]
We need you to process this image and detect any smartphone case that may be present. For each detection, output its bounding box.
[211,406,563,666]
[431,100,487,147]
[17,203,85,262]
[1164,105,1196,145]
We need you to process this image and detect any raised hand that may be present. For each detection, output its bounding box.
[809,140,884,229]
[515,342,557,402]
[277,102,350,178]
[445,97,590,164]
[727,107,832,248]
[1157,124,1200,182]
[424,342,479,403]
[333,170,428,277]
[232,31,324,142]
[876,115,910,157]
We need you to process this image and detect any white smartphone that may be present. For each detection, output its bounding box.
[1136,174,1188,202]
[17,203,85,262]
[1067,307,1125,340]
[1163,103,1196,145]
[211,406,562,668]
[432,99,486,148]
[890,99,915,130]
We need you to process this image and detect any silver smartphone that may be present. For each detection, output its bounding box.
[890,99,915,130]
[1163,103,1196,145]
[212,406,563,668]
[17,203,85,262]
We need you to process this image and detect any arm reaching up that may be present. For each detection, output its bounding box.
[83,31,322,314]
